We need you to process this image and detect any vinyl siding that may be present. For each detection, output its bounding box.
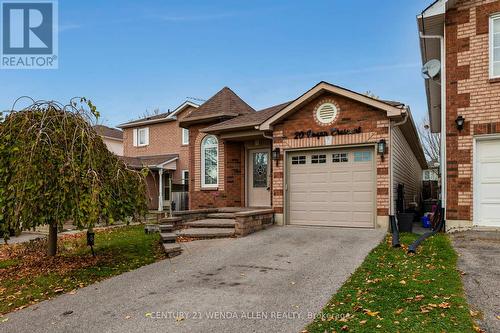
[392,126,423,212]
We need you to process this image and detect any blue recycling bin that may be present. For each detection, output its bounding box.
[421,216,431,228]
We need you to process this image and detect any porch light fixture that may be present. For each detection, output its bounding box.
[272,147,281,165]
[377,139,386,156]
[455,115,465,131]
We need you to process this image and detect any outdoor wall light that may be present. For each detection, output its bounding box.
[272,147,281,165]
[377,139,386,156]
[455,115,465,131]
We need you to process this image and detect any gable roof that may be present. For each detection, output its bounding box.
[201,101,292,134]
[259,81,405,131]
[93,125,123,140]
[117,101,199,129]
[179,87,255,126]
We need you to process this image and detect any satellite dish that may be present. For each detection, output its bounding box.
[421,59,441,79]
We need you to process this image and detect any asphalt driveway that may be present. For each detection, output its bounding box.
[0,226,385,333]
[451,231,500,333]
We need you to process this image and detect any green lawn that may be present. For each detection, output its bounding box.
[306,233,478,333]
[0,225,165,315]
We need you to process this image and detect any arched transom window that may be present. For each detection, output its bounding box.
[201,135,218,187]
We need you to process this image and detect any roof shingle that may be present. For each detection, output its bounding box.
[93,125,123,140]
[180,87,255,125]
[119,154,178,169]
[201,101,291,133]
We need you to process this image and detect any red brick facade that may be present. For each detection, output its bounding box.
[445,0,500,224]
[122,106,195,184]
[188,123,246,209]
[271,92,391,219]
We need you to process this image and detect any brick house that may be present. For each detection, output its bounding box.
[179,82,426,229]
[118,101,199,211]
[418,0,500,230]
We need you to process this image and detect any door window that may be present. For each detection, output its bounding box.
[253,152,268,188]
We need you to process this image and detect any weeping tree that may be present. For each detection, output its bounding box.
[0,98,148,256]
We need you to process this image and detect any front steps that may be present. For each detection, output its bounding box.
[149,208,270,257]
[184,218,236,228]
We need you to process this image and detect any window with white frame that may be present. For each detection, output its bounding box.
[490,14,500,78]
[201,135,218,187]
[291,156,306,165]
[182,170,189,187]
[182,128,189,145]
[311,154,327,164]
[353,151,372,162]
[133,127,149,147]
[332,153,348,163]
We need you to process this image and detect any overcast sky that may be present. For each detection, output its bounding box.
[0,0,430,127]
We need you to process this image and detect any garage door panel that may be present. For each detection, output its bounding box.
[288,148,375,228]
[329,192,352,201]
[353,170,372,181]
[353,191,372,202]
[328,171,351,182]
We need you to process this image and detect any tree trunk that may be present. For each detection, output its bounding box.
[47,223,58,256]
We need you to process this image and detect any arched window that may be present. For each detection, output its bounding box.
[201,135,218,187]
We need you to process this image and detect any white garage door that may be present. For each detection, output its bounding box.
[287,147,375,228]
[475,139,500,227]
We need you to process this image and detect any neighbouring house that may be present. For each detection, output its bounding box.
[118,101,199,211]
[423,160,440,201]
[94,125,124,156]
[418,0,500,230]
[179,82,427,229]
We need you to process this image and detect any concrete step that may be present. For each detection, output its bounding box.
[159,224,174,232]
[184,219,236,228]
[206,213,236,219]
[178,228,235,238]
[162,243,182,258]
[160,232,177,243]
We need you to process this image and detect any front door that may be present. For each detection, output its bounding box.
[248,149,271,207]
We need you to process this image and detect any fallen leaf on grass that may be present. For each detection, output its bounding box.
[395,308,404,315]
[0,318,8,323]
[53,288,64,293]
[341,325,349,331]
[359,320,367,325]
[364,310,380,317]
[438,302,451,309]
[399,280,406,285]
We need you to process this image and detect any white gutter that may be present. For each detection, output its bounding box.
[419,31,446,213]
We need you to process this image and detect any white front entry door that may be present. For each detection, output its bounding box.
[248,149,271,207]
[475,139,500,227]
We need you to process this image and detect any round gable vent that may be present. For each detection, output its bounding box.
[315,102,338,125]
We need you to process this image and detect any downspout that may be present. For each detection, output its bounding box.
[419,31,446,225]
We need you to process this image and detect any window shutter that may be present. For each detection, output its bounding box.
[144,127,150,145]
[133,129,138,147]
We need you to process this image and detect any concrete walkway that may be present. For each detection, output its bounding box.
[0,226,385,333]
[451,231,500,333]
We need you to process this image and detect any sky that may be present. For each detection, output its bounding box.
[0,0,430,127]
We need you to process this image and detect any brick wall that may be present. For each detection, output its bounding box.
[445,0,500,222]
[271,92,391,217]
[188,123,245,209]
[122,106,195,183]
